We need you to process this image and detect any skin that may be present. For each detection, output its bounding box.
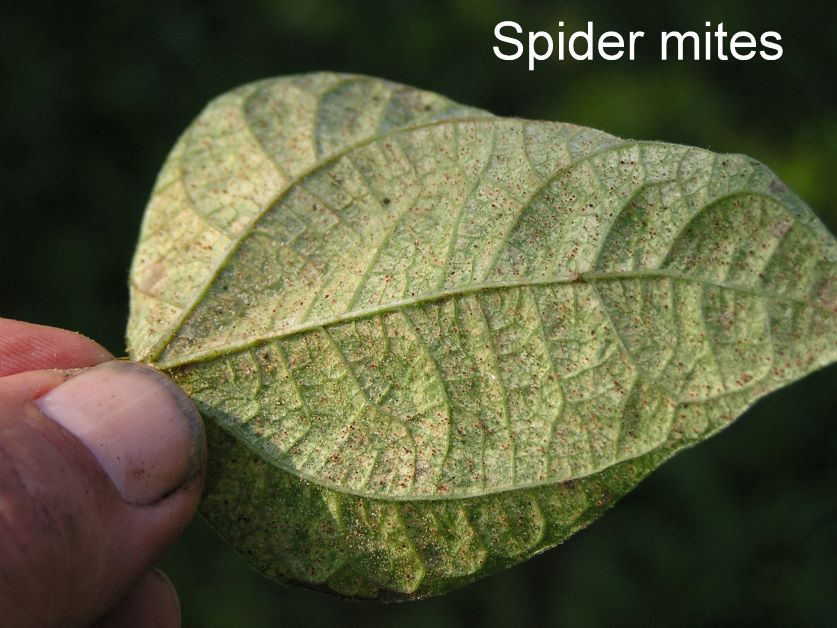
[0,318,204,627]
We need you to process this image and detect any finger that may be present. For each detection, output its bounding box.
[0,361,205,628]
[91,570,181,628]
[0,318,113,376]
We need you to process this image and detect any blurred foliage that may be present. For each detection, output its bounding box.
[0,1,834,626]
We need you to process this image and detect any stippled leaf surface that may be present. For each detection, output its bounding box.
[127,73,837,599]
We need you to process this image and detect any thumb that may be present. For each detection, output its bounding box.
[0,361,206,628]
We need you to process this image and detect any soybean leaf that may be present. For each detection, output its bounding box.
[127,73,837,599]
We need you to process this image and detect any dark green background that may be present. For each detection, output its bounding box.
[1,1,834,626]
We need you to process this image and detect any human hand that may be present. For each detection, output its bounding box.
[0,318,206,627]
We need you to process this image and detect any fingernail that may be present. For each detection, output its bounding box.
[36,361,205,505]
[151,568,181,621]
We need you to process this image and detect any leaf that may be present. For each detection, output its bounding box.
[127,73,837,599]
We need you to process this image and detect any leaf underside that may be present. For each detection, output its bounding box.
[127,73,837,599]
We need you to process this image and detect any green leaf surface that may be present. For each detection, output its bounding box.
[127,73,837,599]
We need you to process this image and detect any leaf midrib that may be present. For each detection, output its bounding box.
[154,266,829,370]
[146,110,831,371]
